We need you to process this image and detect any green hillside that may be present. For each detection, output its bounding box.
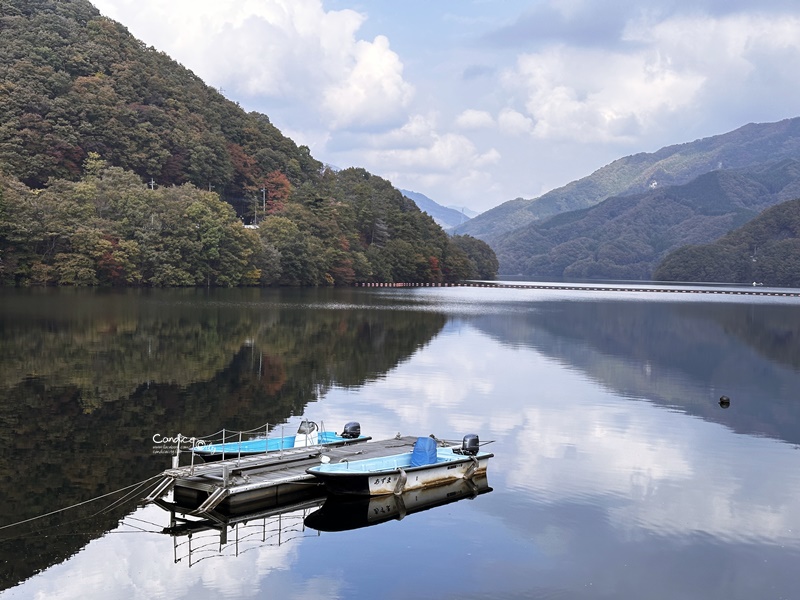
[0,0,497,286]
[455,117,800,247]
[494,159,800,280]
[0,0,320,201]
[654,197,800,287]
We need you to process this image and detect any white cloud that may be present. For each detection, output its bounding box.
[455,109,495,129]
[92,0,413,131]
[475,147,502,166]
[322,35,414,129]
[501,12,800,145]
[90,1,800,211]
[367,132,480,172]
[624,13,800,65]
[389,113,440,143]
[504,45,705,143]
[350,113,498,175]
[626,13,800,108]
[336,114,503,206]
[497,108,534,135]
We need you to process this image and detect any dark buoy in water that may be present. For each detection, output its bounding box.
[719,395,730,409]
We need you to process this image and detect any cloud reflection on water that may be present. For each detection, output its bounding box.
[4,288,800,599]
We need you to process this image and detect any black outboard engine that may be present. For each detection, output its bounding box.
[340,421,361,439]
[461,434,480,456]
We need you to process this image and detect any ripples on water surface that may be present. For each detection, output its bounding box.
[1,285,799,599]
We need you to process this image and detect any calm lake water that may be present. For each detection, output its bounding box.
[1,285,800,599]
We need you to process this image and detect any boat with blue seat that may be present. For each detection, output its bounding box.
[306,434,493,496]
[191,421,368,461]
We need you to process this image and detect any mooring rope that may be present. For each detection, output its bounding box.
[0,474,163,532]
[90,475,161,517]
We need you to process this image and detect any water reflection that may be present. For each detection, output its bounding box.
[2,287,800,599]
[159,494,326,568]
[0,288,446,592]
[0,493,135,593]
[305,475,492,532]
[467,298,800,444]
[151,476,492,568]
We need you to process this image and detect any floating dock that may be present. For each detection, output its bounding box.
[144,436,421,517]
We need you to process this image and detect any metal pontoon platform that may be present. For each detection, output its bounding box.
[144,436,421,517]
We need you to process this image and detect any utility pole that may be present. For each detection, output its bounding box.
[149,178,155,190]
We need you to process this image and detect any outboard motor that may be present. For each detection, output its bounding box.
[340,421,361,439]
[461,434,480,456]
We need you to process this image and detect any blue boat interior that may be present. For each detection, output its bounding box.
[194,430,354,454]
[311,445,473,474]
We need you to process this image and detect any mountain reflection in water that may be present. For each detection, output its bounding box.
[467,297,800,443]
[1,286,799,600]
[0,288,445,591]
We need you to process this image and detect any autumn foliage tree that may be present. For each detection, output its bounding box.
[262,171,291,214]
[0,0,499,288]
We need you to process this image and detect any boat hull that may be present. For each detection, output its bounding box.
[308,450,493,496]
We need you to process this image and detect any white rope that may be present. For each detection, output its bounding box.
[0,474,162,532]
[91,476,159,516]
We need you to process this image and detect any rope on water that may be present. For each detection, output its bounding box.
[0,474,163,532]
[91,475,162,517]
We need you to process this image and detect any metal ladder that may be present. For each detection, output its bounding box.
[192,486,230,515]
[143,477,175,504]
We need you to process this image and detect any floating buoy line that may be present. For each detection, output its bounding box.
[356,281,800,297]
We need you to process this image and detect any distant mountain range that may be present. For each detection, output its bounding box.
[400,190,476,230]
[454,118,800,246]
[654,195,800,287]
[451,117,800,281]
[495,158,800,280]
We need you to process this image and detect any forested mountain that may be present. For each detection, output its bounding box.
[654,197,800,287]
[0,158,497,286]
[494,159,800,279]
[0,0,497,286]
[0,0,321,202]
[454,117,800,247]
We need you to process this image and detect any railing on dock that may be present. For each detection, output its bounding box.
[168,419,328,473]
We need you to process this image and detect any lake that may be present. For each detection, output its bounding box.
[1,285,800,599]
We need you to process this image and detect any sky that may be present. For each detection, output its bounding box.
[90,0,800,213]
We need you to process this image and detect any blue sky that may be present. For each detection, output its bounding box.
[92,0,800,212]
